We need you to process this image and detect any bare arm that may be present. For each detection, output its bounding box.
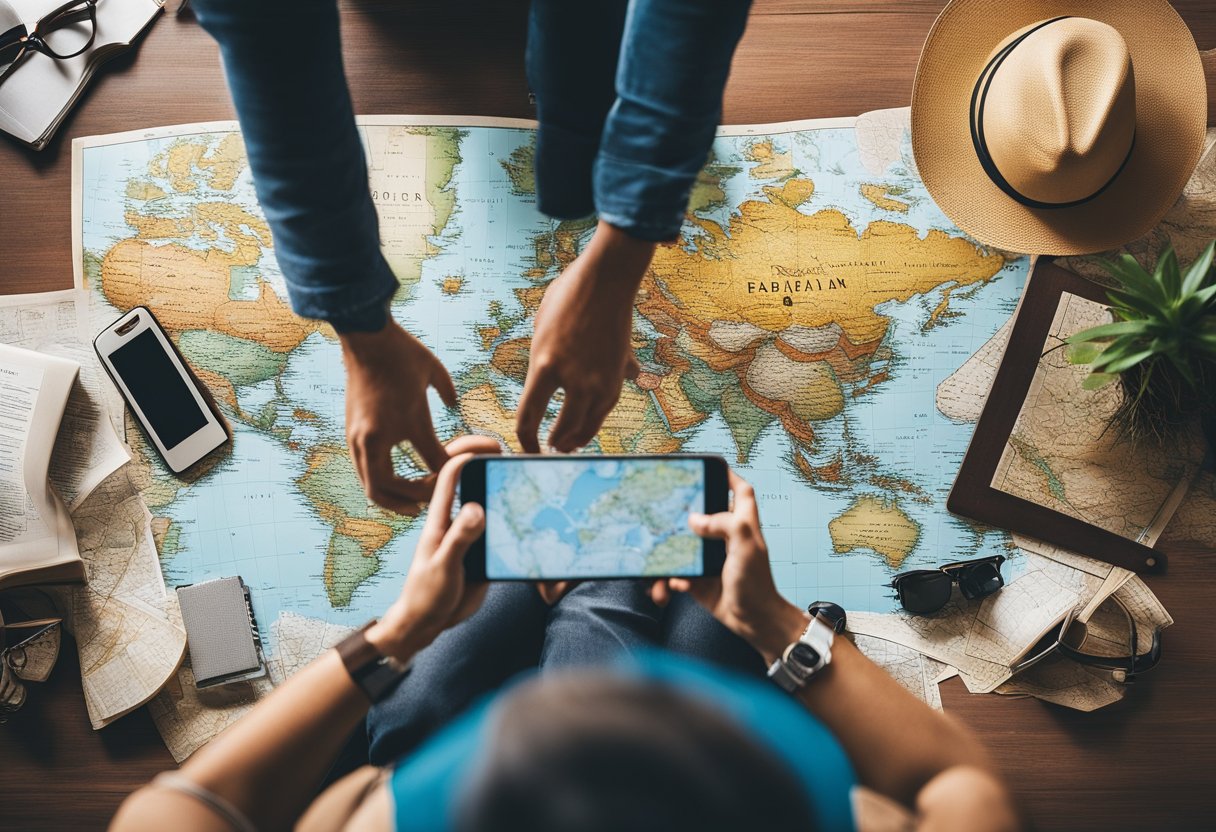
[111,436,501,832]
[658,470,1020,831]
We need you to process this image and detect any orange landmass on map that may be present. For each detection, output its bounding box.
[101,200,318,353]
[635,175,1002,452]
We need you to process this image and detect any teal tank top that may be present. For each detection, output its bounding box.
[390,650,856,831]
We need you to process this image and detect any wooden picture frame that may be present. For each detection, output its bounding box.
[948,259,1170,574]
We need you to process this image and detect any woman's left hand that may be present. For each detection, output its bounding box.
[367,435,501,661]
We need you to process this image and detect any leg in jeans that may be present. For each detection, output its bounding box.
[540,580,664,669]
[660,591,766,678]
[366,582,550,765]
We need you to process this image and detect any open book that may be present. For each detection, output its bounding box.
[0,343,84,589]
[0,0,161,149]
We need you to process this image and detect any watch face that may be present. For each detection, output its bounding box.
[788,642,821,670]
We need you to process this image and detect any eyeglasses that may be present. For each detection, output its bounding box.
[1012,593,1162,683]
[891,554,1006,614]
[0,0,98,82]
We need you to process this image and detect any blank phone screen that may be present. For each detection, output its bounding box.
[109,328,208,449]
[484,457,706,579]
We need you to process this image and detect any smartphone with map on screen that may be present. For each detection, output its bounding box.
[459,454,729,581]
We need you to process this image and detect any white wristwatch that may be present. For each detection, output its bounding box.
[767,613,836,693]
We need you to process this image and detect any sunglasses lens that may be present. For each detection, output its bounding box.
[897,572,952,614]
[958,561,1004,599]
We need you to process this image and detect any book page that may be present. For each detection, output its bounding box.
[0,360,49,545]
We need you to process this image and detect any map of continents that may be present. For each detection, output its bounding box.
[76,110,1029,642]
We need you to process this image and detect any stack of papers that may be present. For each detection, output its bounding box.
[0,289,182,728]
[850,542,1174,712]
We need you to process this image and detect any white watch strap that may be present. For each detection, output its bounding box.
[767,614,835,693]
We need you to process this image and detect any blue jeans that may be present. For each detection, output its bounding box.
[366,581,764,765]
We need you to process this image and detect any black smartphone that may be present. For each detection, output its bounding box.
[459,454,729,581]
[94,306,229,474]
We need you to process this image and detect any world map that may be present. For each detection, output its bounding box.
[74,111,1030,651]
[485,458,705,579]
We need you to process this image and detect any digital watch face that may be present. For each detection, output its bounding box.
[483,457,706,580]
[108,328,207,449]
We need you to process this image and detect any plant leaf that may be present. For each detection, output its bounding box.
[1155,245,1181,299]
[1164,350,1198,387]
[1105,289,1162,320]
[1193,283,1216,308]
[1065,342,1104,364]
[1066,321,1148,343]
[1101,254,1166,304]
[1181,240,1216,296]
[1099,348,1155,374]
[1081,372,1117,390]
[1090,340,1140,371]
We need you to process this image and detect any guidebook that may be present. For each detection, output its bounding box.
[0,343,84,589]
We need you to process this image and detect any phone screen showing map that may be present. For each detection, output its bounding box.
[484,458,707,579]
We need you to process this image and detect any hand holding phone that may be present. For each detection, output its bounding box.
[94,307,229,473]
[459,454,729,581]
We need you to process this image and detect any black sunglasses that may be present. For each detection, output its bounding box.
[891,554,1006,614]
[1012,593,1162,683]
[0,0,98,80]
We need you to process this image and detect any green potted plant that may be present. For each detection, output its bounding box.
[1065,242,1216,447]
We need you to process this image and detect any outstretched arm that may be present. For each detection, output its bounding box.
[110,436,501,832]
[193,0,457,511]
[664,471,1021,831]
[517,0,753,453]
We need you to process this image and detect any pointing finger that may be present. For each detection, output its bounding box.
[548,391,594,452]
[516,367,558,454]
[410,419,450,474]
[624,353,641,381]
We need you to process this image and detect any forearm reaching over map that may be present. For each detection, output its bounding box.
[192,0,754,507]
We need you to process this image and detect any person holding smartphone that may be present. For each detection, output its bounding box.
[111,441,1020,832]
[189,0,753,513]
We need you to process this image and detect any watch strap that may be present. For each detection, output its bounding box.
[767,614,835,693]
[336,621,411,703]
[807,601,847,634]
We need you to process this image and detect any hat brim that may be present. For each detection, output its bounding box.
[912,0,1207,255]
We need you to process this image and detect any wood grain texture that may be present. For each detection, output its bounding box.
[2,2,1215,830]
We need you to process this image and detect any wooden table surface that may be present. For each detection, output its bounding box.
[3,2,1216,829]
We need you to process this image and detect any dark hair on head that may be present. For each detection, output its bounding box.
[454,672,818,832]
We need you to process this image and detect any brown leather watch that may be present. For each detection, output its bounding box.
[335,621,412,703]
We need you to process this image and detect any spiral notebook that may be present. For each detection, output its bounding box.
[176,576,267,689]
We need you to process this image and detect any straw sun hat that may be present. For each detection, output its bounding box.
[912,0,1207,255]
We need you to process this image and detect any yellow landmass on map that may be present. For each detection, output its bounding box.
[441,276,465,295]
[649,177,1002,344]
[150,134,246,193]
[828,495,921,568]
[460,383,522,452]
[101,241,317,353]
[102,199,313,353]
[597,385,682,455]
[367,127,464,283]
[860,183,910,213]
[747,139,796,180]
[125,180,167,201]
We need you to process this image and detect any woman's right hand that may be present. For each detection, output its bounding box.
[653,470,808,664]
